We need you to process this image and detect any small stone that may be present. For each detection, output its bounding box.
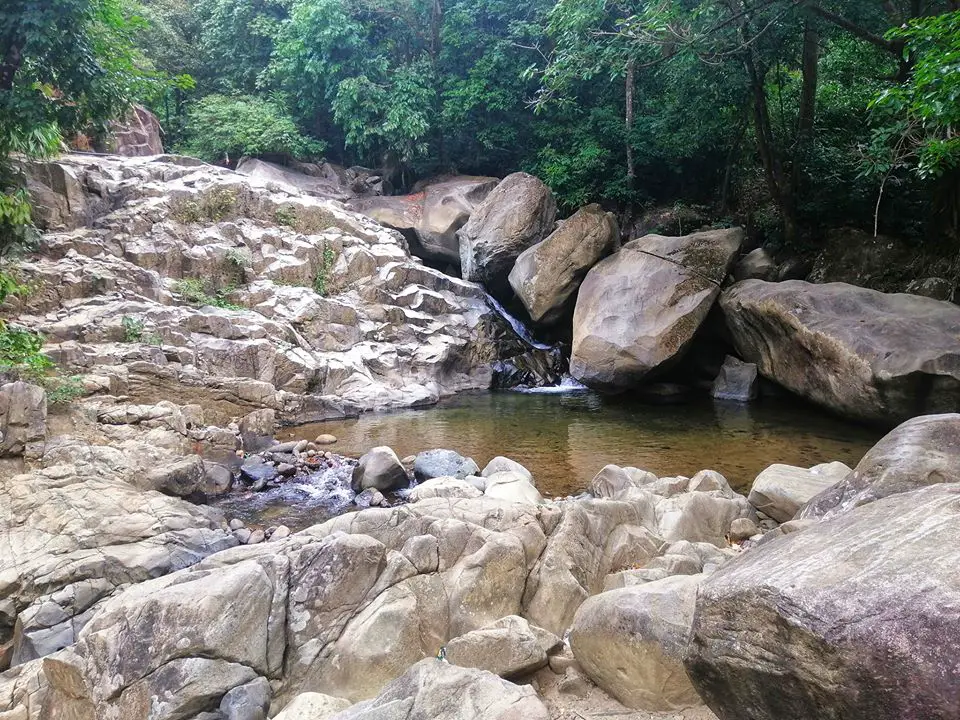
[315,434,338,445]
[557,667,591,698]
[369,490,385,507]
[276,462,296,476]
[293,439,309,454]
[247,529,265,544]
[729,517,760,543]
[233,528,252,544]
[401,455,416,465]
[229,519,245,531]
[272,525,291,540]
[548,645,578,675]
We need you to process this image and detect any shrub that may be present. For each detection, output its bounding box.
[173,277,242,309]
[312,242,337,297]
[178,95,326,164]
[0,326,53,383]
[44,375,85,405]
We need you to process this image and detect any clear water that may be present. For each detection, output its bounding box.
[281,390,882,498]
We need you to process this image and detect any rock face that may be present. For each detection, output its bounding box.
[457,172,556,286]
[12,154,538,425]
[0,382,47,458]
[508,204,619,325]
[800,413,960,520]
[720,280,960,423]
[710,356,758,402]
[237,157,386,202]
[570,574,703,710]
[686,485,960,720]
[352,446,409,493]
[747,461,851,522]
[351,177,499,265]
[103,105,163,157]
[334,659,549,720]
[571,228,744,390]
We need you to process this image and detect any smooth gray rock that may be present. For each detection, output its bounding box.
[444,615,561,678]
[219,676,271,720]
[711,356,758,402]
[686,484,960,720]
[748,461,851,522]
[800,413,960,520]
[413,449,480,483]
[239,409,276,453]
[351,446,408,493]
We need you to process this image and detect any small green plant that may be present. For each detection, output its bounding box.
[44,375,85,406]
[171,186,239,224]
[0,326,53,382]
[274,206,298,227]
[121,315,145,343]
[173,277,243,310]
[225,247,252,268]
[312,243,337,297]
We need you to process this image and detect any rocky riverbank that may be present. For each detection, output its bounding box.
[1,372,959,719]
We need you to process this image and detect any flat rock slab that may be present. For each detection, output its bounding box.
[720,280,960,423]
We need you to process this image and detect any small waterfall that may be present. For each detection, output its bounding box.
[482,292,553,351]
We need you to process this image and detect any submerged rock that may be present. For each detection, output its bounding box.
[720,280,960,423]
[686,484,960,720]
[570,228,743,390]
[711,356,758,402]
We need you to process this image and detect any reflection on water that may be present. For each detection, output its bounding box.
[282,391,881,496]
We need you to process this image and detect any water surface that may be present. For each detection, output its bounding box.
[282,391,881,496]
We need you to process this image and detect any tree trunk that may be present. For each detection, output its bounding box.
[625,58,636,195]
[792,19,819,196]
[0,42,23,92]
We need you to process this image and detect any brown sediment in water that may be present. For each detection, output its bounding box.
[281,391,880,497]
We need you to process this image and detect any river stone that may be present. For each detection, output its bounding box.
[444,615,561,678]
[710,356,758,402]
[274,693,352,720]
[720,280,960,423]
[480,456,533,483]
[686,484,960,720]
[732,248,777,281]
[0,381,47,458]
[332,658,549,720]
[570,228,744,390]
[589,464,658,498]
[352,446,408,493]
[800,413,960,521]
[458,172,556,286]
[570,574,704,711]
[747,461,851,522]
[413,449,480,482]
[483,471,543,504]
[508,204,619,325]
[240,458,279,485]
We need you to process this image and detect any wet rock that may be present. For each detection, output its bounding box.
[509,204,619,325]
[800,413,960,521]
[413,449,480,483]
[219,676,271,720]
[240,459,279,486]
[686,485,960,720]
[239,409,276,453]
[0,381,47,458]
[720,280,960,423]
[905,276,954,301]
[444,615,561,678]
[352,446,408,493]
[273,692,351,720]
[205,463,234,496]
[571,574,704,710]
[748,461,851,522]
[711,356,758,402]
[458,172,557,288]
[333,659,549,720]
[276,462,296,476]
[571,228,744,390]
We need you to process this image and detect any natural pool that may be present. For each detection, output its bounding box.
[281,390,882,497]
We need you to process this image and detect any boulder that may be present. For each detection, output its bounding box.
[589,465,657,498]
[748,461,851,522]
[732,248,777,281]
[444,615,561,678]
[413,449,480,482]
[352,177,498,265]
[239,409,275,453]
[141,455,208,498]
[0,381,47,458]
[905,276,955,301]
[508,204,619,325]
[571,228,744,390]
[274,693,351,720]
[710,356,758,402]
[457,172,556,286]
[332,659,549,720]
[351,446,408,494]
[219,676,271,720]
[483,471,543,504]
[570,574,704,710]
[720,280,960,423]
[481,456,533,483]
[800,413,960,520]
[686,484,960,720]
[103,105,164,157]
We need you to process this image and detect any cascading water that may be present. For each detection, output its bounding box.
[482,291,553,351]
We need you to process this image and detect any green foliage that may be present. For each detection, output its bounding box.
[121,315,145,342]
[170,185,239,223]
[44,375,86,405]
[312,242,336,297]
[178,94,325,163]
[173,277,242,309]
[0,326,53,382]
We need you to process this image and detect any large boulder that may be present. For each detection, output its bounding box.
[685,484,960,720]
[352,177,498,265]
[800,413,960,520]
[457,172,556,286]
[332,659,549,720]
[508,204,619,325]
[413,449,480,483]
[570,228,744,390]
[0,381,47,458]
[444,615,561,678]
[720,280,960,423]
[570,574,704,710]
[747,461,851,522]
[351,446,408,493]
